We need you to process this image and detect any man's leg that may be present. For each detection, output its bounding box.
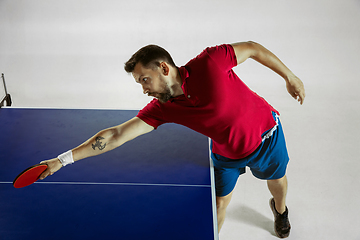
[267,175,291,238]
[216,190,234,232]
[267,175,288,214]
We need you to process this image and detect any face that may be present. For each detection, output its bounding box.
[132,62,172,103]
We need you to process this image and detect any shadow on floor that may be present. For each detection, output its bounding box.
[226,204,276,236]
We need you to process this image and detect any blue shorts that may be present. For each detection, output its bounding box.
[211,112,289,197]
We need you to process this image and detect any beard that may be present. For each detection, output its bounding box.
[149,85,172,103]
[156,86,172,103]
[147,74,173,103]
[157,91,172,103]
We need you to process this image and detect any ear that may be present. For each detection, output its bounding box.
[159,62,170,76]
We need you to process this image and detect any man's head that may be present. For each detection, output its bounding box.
[124,45,179,103]
[124,44,176,74]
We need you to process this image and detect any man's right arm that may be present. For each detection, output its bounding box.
[39,117,154,179]
[231,41,305,105]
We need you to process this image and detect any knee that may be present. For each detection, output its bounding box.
[268,175,287,184]
[216,198,227,211]
[216,192,233,212]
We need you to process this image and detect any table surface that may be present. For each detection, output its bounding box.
[0,108,218,240]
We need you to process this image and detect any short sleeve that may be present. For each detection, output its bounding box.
[205,44,237,71]
[136,99,167,129]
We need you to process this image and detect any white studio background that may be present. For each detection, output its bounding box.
[1,0,360,239]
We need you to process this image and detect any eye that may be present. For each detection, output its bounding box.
[142,78,148,83]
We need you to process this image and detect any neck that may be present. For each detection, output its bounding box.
[168,66,184,97]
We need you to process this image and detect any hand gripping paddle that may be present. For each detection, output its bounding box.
[13,164,48,188]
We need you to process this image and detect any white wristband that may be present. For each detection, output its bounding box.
[57,150,74,167]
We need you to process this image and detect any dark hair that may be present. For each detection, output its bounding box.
[124,44,176,73]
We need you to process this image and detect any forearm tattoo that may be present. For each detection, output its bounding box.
[92,136,107,150]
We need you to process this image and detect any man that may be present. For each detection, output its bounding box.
[40,41,305,238]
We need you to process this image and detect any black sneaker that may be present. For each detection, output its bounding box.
[269,198,291,238]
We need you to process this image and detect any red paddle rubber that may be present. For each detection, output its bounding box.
[13,164,48,188]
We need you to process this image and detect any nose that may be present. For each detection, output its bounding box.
[142,85,149,95]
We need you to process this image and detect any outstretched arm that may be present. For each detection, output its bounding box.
[39,117,154,179]
[231,41,305,105]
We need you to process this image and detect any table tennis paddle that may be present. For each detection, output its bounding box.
[13,164,48,188]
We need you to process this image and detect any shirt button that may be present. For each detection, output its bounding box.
[187,95,191,98]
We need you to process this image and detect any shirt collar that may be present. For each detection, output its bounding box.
[168,66,189,103]
[178,66,189,81]
[178,66,189,93]
[171,66,198,106]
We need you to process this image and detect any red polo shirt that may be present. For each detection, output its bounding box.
[137,44,279,159]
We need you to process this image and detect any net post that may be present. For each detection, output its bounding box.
[1,73,12,108]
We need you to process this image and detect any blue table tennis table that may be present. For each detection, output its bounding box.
[0,108,218,240]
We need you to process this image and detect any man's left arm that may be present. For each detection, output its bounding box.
[231,41,305,105]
